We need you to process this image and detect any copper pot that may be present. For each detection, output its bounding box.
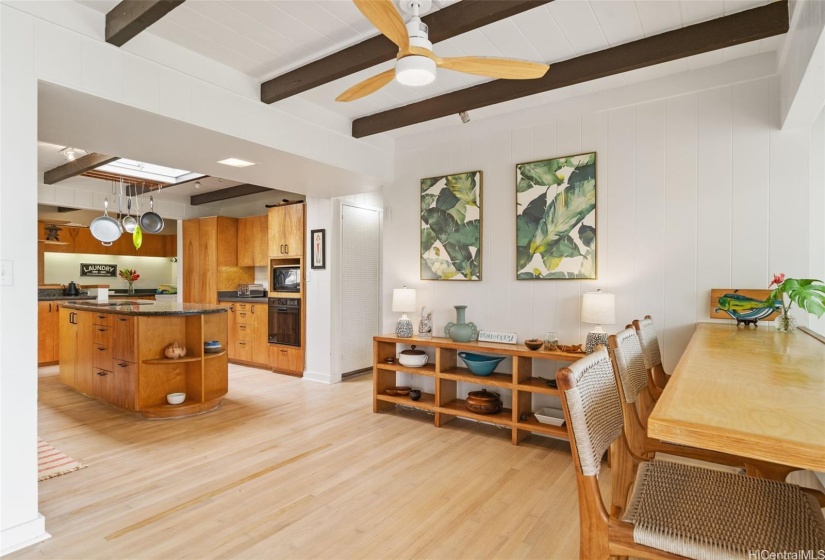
[464,389,503,415]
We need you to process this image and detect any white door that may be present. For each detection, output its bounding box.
[340,204,381,375]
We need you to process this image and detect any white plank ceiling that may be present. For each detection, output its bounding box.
[78,0,782,137]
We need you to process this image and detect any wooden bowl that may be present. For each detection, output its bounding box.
[164,342,186,359]
[524,339,543,351]
[386,386,411,396]
[558,344,583,353]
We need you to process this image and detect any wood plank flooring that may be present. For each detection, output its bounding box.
[13,364,607,559]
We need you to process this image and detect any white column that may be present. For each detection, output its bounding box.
[0,4,50,555]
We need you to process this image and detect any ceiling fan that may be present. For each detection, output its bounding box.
[336,0,550,102]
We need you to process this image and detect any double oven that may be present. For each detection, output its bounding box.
[268,297,300,346]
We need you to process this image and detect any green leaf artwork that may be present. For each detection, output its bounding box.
[515,153,597,279]
[421,171,482,280]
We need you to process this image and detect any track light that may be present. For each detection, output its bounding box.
[194,181,201,189]
[459,111,470,124]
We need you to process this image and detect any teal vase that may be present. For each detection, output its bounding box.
[444,305,478,342]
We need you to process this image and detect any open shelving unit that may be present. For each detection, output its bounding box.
[373,335,586,445]
[137,312,228,419]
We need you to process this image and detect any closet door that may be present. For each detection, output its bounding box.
[340,204,381,374]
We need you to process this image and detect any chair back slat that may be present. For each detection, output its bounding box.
[611,328,648,404]
[560,348,623,476]
[635,317,662,370]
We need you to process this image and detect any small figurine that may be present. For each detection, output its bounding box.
[418,306,433,339]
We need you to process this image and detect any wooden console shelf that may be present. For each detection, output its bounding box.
[373,335,585,445]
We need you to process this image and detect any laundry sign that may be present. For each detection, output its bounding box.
[80,263,117,277]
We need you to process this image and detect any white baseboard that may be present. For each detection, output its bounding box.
[1,514,50,556]
[302,370,333,384]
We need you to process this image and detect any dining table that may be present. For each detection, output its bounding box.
[647,322,825,472]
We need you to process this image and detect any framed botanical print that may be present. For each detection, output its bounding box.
[420,171,482,281]
[311,229,325,269]
[515,152,596,279]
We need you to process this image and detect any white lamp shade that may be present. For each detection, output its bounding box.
[392,287,417,313]
[581,290,616,325]
[395,55,436,86]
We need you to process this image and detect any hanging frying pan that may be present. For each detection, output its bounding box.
[140,193,164,234]
[123,196,137,233]
[89,198,122,243]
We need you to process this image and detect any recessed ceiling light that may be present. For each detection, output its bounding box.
[217,157,256,168]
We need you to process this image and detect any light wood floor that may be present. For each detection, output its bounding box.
[13,363,610,560]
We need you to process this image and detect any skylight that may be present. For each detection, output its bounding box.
[96,158,205,184]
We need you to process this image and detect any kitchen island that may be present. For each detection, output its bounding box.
[59,301,229,418]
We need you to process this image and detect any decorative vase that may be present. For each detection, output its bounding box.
[127,283,135,295]
[444,305,478,342]
[774,311,797,332]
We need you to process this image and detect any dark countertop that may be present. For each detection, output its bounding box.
[39,288,160,300]
[217,296,269,303]
[61,301,229,316]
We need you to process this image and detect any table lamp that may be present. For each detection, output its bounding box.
[581,289,615,353]
[392,287,417,338]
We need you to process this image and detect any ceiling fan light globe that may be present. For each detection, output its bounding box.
[396,55,436,86]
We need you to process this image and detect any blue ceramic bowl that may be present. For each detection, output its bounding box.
[458,352,505,376]
[204,340,221,348]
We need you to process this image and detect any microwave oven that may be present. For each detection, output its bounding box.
[272,266,301,292]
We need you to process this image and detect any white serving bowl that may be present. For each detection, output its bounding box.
[534,407,565,426]
[166,392,186,405]
[398,346,428,368]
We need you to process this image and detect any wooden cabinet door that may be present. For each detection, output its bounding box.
[112,316,136,362]
[93,368,115,401]
[58,308,77,386]
[268,204,304,257]
[271,346,303,373]
[237,217,255,267]
[182,219,201,304]
[163,234,177,257]
[73,228,103,255]
[253,215,269,265]
[112,359,136,410]
[224,303,237,359]
[251,304,269,365]
[138,233,164,256]
[38,301,57,363]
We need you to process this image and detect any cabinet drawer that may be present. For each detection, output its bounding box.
[271,346,303,373]
[93,344,112,371]
[93,368,114,401]
[236,310,253,325]
[92,313,111,326]
[233,339,253,362]
[236,323,252,337]
[93,325,112,345]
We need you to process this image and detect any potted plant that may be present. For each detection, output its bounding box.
[768,273,825,332]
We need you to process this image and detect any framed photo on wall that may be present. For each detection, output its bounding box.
[420,170,482,281]
[515,152,597,279]
[311,229,326,269]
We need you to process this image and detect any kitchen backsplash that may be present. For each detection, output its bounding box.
[44,253,176,289]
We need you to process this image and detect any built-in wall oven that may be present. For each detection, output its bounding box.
[268,297,301,346]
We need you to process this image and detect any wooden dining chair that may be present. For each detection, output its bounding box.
[606,328,805,514]
[555,348,825,560]
[632,315,668,392]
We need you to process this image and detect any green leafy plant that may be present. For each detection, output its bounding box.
[768,273,825,318]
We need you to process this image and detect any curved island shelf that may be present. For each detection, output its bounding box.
[59,301,230,419]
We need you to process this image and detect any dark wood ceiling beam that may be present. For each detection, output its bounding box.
[260,0,553,104]
[352,1,789,138]
[43,153,119,185]
[190,184,270,206]
[106,0,186,47]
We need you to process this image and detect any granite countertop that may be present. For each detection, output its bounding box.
[60,301,229,316]
[39,288,160,301]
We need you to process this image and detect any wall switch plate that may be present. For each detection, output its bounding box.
[0,260,13,286]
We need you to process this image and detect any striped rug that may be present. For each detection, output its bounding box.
[38,439,86,481]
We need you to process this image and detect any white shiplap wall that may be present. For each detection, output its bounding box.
[384,75,821,377]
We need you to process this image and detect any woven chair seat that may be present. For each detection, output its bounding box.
[623,460,825,559]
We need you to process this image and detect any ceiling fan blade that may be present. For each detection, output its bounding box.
[437,57,549,80]
[336,69,396,102]
[353,0,409,52]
